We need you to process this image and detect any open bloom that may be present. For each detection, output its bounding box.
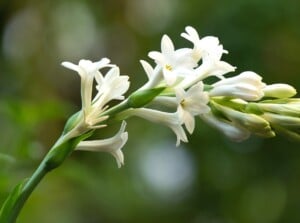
[62,59,130,129]
[148,35,198,86]
[76,121,128,168]
[176,82,210,133]
[181,26,227,62]
[180,26,236,83]
[209,71,266,101]
[128,108,188,146]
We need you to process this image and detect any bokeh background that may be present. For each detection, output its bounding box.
[1,0,300,222]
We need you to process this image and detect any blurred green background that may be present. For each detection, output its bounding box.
[1,0,300,222]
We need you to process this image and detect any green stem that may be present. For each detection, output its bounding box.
[0,131,91,223]
[0,162,48,223]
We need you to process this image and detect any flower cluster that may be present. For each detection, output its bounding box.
[62,26,299,167]
[61,59,130,167]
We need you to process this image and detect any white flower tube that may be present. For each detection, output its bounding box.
[128,108,188,146]
[209,71,266,101]
[76,121,128,168]
[201,113,251,142]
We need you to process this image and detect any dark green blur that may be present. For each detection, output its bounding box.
[0,0,300,222]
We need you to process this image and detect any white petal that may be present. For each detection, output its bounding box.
[76,121,128,168]
[140,60,154,79]
[61,61,80,73]
[161,35,175,55]
[128,108,188,146]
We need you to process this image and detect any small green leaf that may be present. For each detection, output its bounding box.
[128,87,165,108]
[0,179,28,223]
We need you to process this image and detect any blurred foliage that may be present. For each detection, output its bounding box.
[0,0,300,222]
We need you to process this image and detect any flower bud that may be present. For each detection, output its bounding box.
[210,71,266,101]
[263,84,297,98]
[211,101,275,138]
[128,87,165,108]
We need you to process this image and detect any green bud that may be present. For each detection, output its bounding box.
[256,103,300,117]
[63,111,83,135]
[246,103,264,115]
[270,123,300,141]
[45,130,94,171]
[128,87,165,108]
[263,84,297,98]
[212,101,275,138]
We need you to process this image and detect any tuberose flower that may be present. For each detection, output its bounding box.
[62,59,130,129]
[148,35,198,86]
[176,82,210,133]
[181,26,228,62]
[76,121,128,168]
[127,108,188,146]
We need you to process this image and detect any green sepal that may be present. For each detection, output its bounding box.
[128,87,165,108]
[44,130,94,171]
[245,103,264,115]
[62,111,82,135]
[0,179,28,223]
[271,124,300,141]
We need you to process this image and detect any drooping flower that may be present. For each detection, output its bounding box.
[209,71,266,101]
[175,82,210,133]
[76,121,128,168]
[127,108,188,146]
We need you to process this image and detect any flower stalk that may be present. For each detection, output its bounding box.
[1,26,299,223]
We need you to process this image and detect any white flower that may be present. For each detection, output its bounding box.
[76,121,128,168]
[148,35,198,86]
[263,83,297,98]
[201,113,250,142]
[181,26,228,62]
[128,108,188,146]
[209,71,266,101]
[62,58,112,113]
[93,67,130,110]
[175,82,210,134]
[180,26,235,84]
[62,59,130,129]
